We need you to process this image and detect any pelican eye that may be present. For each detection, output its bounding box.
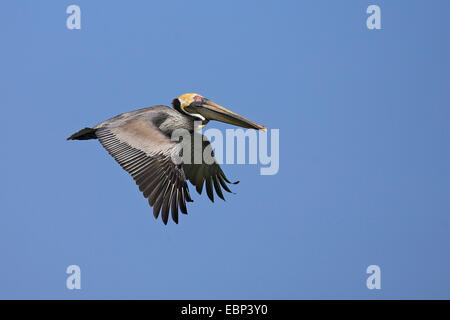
[193,95,203,102]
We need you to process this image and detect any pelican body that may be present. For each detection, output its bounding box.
[67,93,266,224]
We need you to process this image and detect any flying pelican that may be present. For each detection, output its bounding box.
[67,93,266,224]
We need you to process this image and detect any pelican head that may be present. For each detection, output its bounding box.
[172,93,266,131]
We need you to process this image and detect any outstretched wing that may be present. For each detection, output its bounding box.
[182,133,238,203]
[95,116,192,224]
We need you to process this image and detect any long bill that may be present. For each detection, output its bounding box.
[198,99,267,131]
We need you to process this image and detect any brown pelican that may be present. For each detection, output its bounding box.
[67,93,266,224]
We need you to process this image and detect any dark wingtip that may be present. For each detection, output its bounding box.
[153,200,161,220]
[162,213,169,225]
[66,127,97,141]
[229,180,239,195]
[196,183,203,195]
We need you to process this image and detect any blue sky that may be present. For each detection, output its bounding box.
[0,0,449,299]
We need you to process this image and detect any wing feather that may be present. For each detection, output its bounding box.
[183,133,238,203]
[93,112,238,223]
[95,116,192,224]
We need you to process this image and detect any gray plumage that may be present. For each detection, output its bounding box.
[67,104,237,224]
